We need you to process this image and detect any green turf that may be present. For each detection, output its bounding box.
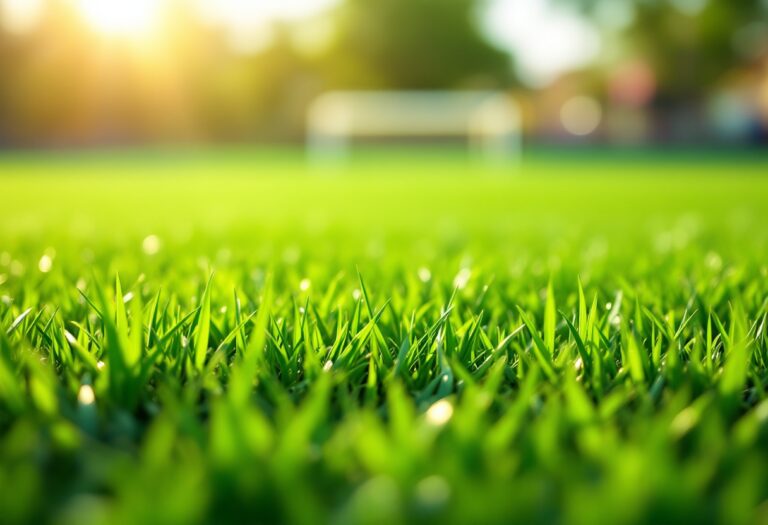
[1,151,768,524]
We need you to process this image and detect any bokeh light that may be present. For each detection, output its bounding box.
[560,96,603,136]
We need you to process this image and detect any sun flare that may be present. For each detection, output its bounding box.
[75,0,162,37]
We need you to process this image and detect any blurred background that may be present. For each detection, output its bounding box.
[0,0,767,150]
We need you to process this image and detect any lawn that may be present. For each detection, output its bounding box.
[1,150,768,524]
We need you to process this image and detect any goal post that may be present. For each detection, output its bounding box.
[306,90,521,163]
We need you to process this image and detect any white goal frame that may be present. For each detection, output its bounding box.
[306,90,521,162]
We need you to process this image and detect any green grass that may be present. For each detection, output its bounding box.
[1,151,768,524]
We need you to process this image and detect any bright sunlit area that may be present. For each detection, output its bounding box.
[482,0,602,87]
[74,0,162,36]
[1,0,603,84]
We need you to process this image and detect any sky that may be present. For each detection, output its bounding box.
[482,0,602,87]
[0,0,602,87]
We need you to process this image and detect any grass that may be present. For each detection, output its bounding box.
[1,150,768,524]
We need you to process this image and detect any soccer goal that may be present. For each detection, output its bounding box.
[306,90,521,162]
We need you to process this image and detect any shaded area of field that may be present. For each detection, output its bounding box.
[1,151,768,524]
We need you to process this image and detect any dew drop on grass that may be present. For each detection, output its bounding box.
[453,268,471,290]
[78,385,95,405]
[142,235,161,255]
[426,399,454,426]
[299,278,311,291]
[418,267,432,283]
[38,254,53,273]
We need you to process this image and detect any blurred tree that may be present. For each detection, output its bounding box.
[1,0,763,146]
[565,0,767,99]
[198,30,321,141]
[0,0,93,145]
[319,0,512,89]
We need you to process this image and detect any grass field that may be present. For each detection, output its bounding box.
[2,150,768,524]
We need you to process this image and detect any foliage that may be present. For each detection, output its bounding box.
[0,0,507,146]
[570,0,767,99]
[320,0,511,89]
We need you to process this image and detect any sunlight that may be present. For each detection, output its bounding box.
[482,0,601,87]
[75,0,162,37]
[196,0,338,25]
[195,0,339,53]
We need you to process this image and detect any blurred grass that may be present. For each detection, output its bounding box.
[1,150,768,525]
[3,148,767,241]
